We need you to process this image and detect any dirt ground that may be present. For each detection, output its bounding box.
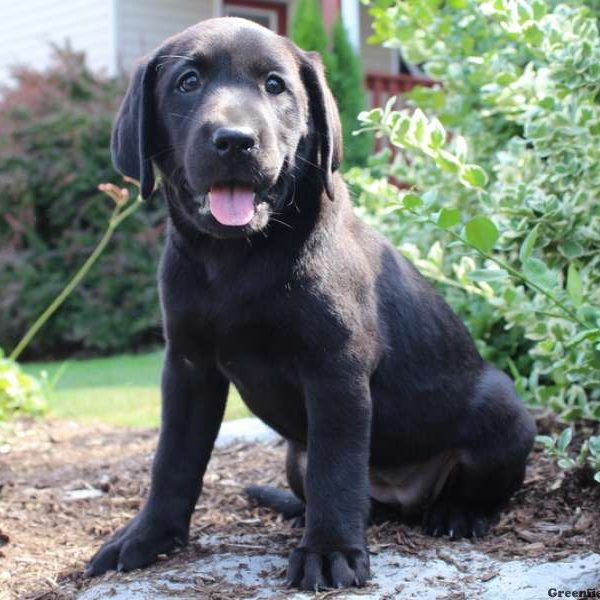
[1,415,599,600]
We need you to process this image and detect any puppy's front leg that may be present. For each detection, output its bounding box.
[86,347,228,575]
[288,370,371,590]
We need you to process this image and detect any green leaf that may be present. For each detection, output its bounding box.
[519,224,539,263]
[517,0,533,21]
[531,0,547,19]
[560,406,583,421]
[410,109,427,145]
[556,428,573,453]
[358,107,383,125]
[588,436,600,456]
[558,240,584,259]
[524,24,544,46]
[522,257,556,290]
[535,435,555,448]
[567,264,583,307]
[464,217,499,253]
[565,328,600,348]
[429,118,446,149]
[383,95,397,118]
[437,207,460,229]
[558,458,575,470]
[427,241,443,266]
[459,164,489,188]
[402,194,423,210]
[390,115,411,145]
[436,150,461,174]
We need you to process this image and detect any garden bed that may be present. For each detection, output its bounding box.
[1,416,599,599]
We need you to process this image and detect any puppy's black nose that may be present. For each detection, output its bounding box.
[212,127,257,158]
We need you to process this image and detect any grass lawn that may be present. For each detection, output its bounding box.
[22,351,250,427]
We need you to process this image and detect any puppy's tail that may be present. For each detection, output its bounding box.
[245,485,305,519]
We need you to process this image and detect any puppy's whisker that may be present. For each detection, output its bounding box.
[155,55,196,70]
[295,154,323,171]
[158,54,195,61]
[148,143,187,161]
[268,212,294,231]
[167,112,205,125]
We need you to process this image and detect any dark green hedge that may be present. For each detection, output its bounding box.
[0,48,164,359]
[291,1,372,168]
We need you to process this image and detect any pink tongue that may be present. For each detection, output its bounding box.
[208,184,255,226]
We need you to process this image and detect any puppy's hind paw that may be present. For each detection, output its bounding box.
[422,502,493,540]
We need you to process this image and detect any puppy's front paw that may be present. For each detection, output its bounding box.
[85,512,187,576]
[286,545,370,591]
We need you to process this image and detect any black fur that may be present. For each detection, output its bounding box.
[245,485,305,519]
[86,17,536,591]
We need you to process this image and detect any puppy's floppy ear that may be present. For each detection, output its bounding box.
[111,55,158,199]
[299,51,342,200]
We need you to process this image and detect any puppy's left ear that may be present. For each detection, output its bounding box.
[111,55,158,199]
[299,51,342,200]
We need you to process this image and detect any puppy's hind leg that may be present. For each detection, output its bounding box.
[423,366,536,540]
[245,441,306,524]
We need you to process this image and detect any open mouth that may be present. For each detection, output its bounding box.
[206,182,257,227]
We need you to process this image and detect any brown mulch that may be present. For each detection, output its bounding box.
[1,416,599,600]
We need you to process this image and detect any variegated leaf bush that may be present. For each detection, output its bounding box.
[349,0,600,481]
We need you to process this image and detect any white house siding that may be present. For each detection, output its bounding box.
[0,0,112,84]
[115,0,216,72]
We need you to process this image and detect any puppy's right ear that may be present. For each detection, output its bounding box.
[111,56,158,199]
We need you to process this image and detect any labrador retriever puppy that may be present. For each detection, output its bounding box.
[86,17,536,590]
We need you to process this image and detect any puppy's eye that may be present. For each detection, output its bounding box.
[177,71,200,93]
[265,75,285,95]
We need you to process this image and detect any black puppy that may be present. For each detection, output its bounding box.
[86,17,535,590]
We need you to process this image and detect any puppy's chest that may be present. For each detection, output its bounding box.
[215,324,298,388]
[215,327,307,437]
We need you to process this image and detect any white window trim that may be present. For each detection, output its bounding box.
[222,3,279,32]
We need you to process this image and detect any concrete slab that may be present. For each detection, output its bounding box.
[78,534,600,599]
[214,417,281,448]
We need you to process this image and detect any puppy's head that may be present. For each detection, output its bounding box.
[112,17,341,238]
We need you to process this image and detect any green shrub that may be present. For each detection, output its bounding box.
[350,0,600,480]
[0,348,46,420]
[0,48,163,359]
[328,18,372,168]
[291,0,332,64]
[291,4,370,168]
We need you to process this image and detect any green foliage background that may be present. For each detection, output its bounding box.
[291,0,372,167]
[290,0,332,64]
[0,49,164,359]
[350,0,600,480]
[329,17,372,167]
